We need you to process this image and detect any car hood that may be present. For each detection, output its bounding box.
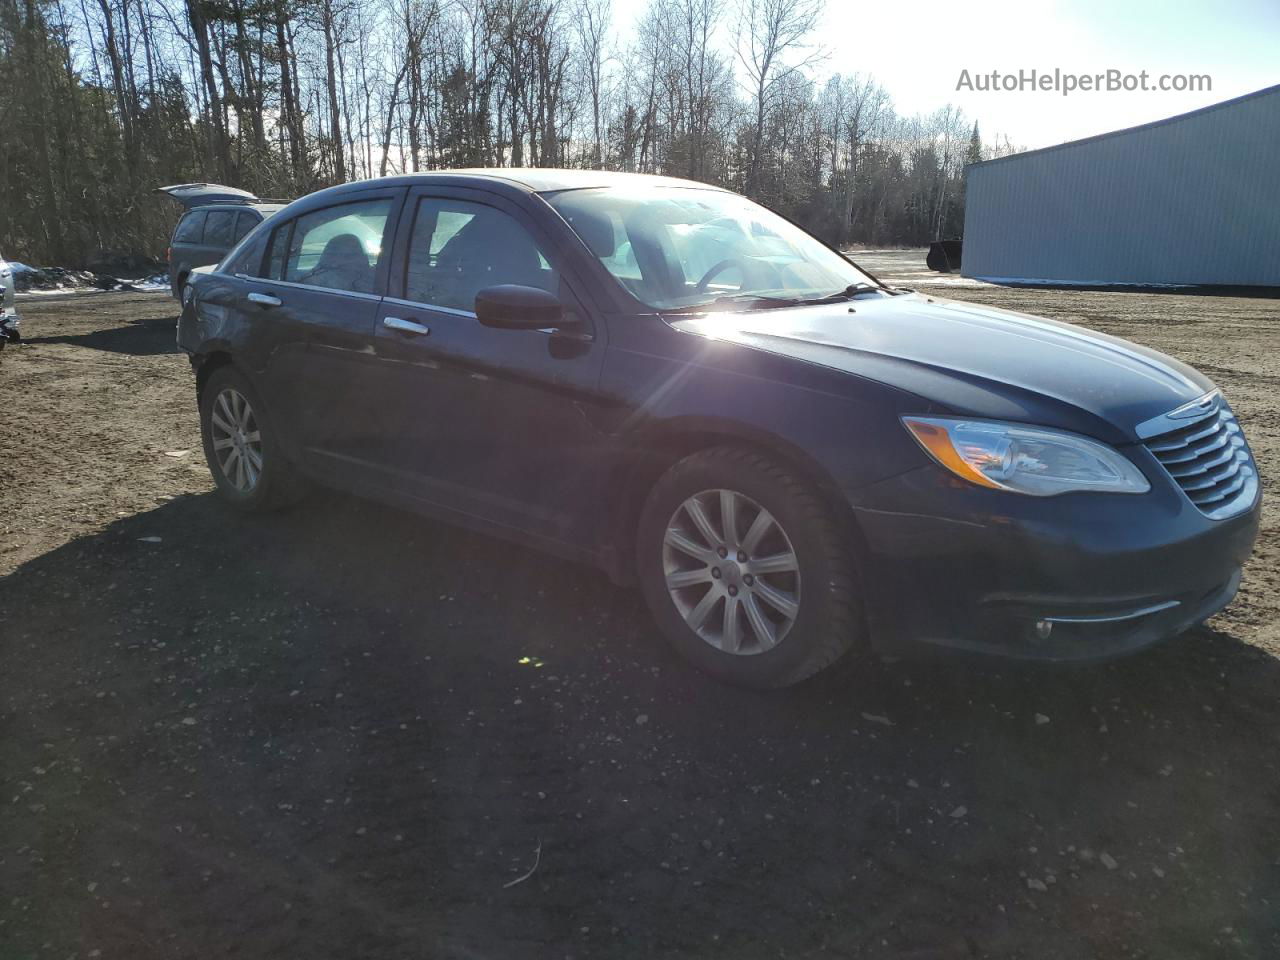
[667,293,1213,444]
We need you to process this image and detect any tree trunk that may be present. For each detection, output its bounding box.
[230,0,266,153]
[20,0,66,261]
[275,11,305,185]
[188,0,229,180]
[95,0,135,169]
[321,0,347,181]
[379,60,408,177]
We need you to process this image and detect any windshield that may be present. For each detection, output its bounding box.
[546,186,878,311]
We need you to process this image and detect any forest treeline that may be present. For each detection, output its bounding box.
[0,0,1019,267]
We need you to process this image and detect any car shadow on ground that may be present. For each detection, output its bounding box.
[22,311,179,356]
[2,491,1278,958]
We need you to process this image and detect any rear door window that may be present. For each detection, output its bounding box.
[203,210,236,248]
[281,198,393,294]
[174,211,206,244]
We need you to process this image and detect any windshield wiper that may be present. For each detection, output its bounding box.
[666,293,800,314]
[795,282,882,306]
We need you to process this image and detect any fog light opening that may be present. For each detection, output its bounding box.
[1034,619,1053,641]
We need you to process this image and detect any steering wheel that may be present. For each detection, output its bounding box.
[694,258,754,294]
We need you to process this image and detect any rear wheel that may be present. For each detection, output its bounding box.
[637,446,863,688]
[199,366,305,511]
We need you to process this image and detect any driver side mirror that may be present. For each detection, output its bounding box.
[475,285,566,331]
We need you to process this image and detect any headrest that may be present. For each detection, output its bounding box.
[319,234,367,265]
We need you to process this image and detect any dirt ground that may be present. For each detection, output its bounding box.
[1,273,1278,959]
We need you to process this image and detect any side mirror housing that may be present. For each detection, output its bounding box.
[475,284,565,330]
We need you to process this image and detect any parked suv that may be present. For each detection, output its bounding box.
[158,183,284,300]
[177,170,1260,688]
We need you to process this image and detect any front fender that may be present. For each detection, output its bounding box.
[599,333,928,497]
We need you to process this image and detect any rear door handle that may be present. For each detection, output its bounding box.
[384,316,431,336]
[246,291,282,308]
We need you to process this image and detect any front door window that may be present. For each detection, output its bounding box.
[404,198,557,312]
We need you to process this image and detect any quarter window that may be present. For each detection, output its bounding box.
[265,222,290,280]
[223,235,264,277]
[405,198,556,312]
[279,198,393,294]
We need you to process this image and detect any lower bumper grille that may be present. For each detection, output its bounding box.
[1145,401,1257,520]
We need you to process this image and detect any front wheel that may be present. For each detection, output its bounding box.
[199,365,305,511]
[636,446,864,688]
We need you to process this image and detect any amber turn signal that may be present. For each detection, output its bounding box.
[902,417,1003,489]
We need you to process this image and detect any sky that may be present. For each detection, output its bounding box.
[611,0,1279,150]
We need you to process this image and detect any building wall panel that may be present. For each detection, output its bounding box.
[962,87,1280,286]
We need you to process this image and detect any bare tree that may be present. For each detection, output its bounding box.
[0,0,1000,266]
[573,0,610,168]
[735,0,823,198]
[674,0,727,180]
[318,0,348,180]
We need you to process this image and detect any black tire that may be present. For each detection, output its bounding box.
[636,446,864,688]
[199,365,306,511]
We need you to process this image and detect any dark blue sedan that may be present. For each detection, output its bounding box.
[178,169,1261,687]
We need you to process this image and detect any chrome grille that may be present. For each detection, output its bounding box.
[1145,402,1257,519]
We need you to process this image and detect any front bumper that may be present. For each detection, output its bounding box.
[850,454,1261,662]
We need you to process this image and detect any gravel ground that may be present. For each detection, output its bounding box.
[1,270,1278,959]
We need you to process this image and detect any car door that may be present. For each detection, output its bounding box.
[226,189,405,475]
[364,186,610,550]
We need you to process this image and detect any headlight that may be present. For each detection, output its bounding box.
[902,417,1150,496]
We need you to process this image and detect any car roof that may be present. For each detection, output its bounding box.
[254,169,733,227]
[289,168,726,208]
[434,168,725,193]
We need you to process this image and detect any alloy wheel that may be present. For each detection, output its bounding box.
[662,489,801,655]
[209,387,263,493]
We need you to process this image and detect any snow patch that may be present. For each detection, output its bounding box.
[11,264,169,297]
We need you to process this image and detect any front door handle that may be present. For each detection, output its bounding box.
[246,291,282,308]
[384,316,431,336]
